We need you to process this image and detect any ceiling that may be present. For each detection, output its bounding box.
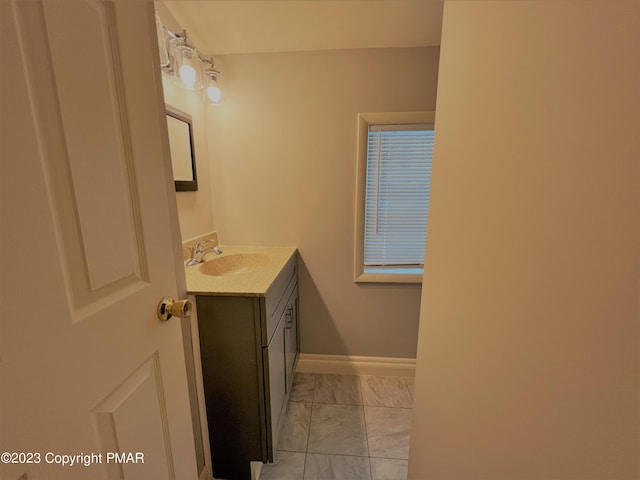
[159,0,443,56]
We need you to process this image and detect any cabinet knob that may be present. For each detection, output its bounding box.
[285,306,293,329]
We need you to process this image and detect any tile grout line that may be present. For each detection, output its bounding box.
[359,375,374,480]
[301,373,317,479]
[280,450,377,460]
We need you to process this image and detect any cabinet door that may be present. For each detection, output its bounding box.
[285,288,299,393]
[267,316,287,453]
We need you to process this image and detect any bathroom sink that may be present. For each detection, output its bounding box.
[198,253,271,276]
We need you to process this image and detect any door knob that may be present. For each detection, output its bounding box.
[157,296,192,322]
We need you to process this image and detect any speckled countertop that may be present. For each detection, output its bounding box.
[184,245,297,296]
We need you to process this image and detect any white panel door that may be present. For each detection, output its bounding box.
[0,1,198,479]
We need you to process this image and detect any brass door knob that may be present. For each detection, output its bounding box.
[157,296,192,322]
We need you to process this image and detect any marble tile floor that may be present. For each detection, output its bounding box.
[260,373,414,480]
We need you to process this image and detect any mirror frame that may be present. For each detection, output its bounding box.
[166,105,198,192]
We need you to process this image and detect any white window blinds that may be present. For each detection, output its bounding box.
[364,124,434,270]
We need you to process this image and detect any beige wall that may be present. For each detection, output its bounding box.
[162,78,215,241]
[409,1,640,478]
[206,47,439,357]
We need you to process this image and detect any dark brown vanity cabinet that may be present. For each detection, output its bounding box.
[195,257,299,480]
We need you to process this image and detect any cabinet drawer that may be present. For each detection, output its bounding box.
[263,256,296,346]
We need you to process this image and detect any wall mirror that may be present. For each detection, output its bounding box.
[166,105,197,191]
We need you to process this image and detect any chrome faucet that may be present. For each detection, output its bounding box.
[186,240,223,266]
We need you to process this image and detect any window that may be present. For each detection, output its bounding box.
[354,112,435,283]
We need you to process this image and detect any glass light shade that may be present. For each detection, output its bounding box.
[155,13,171,71]
[204,74,222,106]
[174,44,202,90]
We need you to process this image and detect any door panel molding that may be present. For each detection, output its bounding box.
[14,0,150,320]
[93,353,175,480]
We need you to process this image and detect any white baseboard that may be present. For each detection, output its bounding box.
[296,354,415,377]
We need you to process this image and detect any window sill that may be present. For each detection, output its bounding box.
[355,271,423,284]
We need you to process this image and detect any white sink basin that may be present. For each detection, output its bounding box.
[198,253,270,276]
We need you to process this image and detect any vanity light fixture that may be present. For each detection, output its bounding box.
[156,12,222,105]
